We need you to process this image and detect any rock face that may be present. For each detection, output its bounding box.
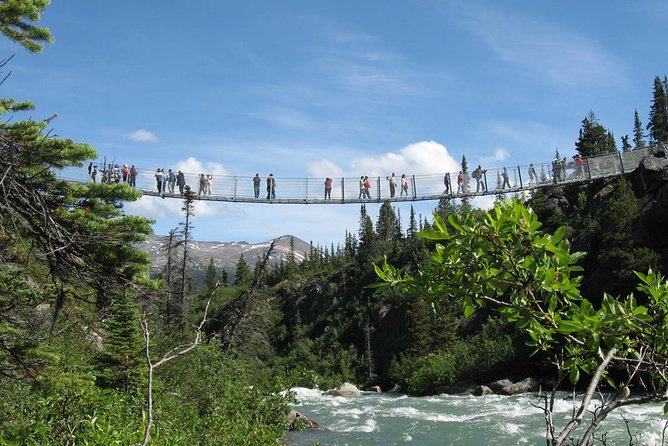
[324,382,361,397]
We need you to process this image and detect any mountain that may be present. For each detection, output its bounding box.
[136,234,313,274]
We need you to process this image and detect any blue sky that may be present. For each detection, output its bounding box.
[2,1,667,247]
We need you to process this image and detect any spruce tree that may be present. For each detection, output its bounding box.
[204,257,217,294]
[621,135,631,152]
[647,76,668,144]
[96,290,145,393]
[234,254,252,286]
[633,109,647,150]
[575,110,617,156]
[357,204,376,261]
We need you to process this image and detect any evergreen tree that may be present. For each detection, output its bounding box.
[285,236,298,277]
[234,254,252,286]
[0,0,52,53]
[575,110,617,156]
[621,134,631,152]
[647,76,668,144]
[96,290,145,393]
[407,205,418,239]
[540,165,549,183]
[204,257,217,294]
[633,109,647,150]
[376,201,400,242]
[357,204,376,261]
[175,186,196,331]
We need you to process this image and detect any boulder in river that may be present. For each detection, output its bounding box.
[287,409,329,431]
[324,382,361,397]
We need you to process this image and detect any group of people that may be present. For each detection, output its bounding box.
[253,173,276,200]
[87,156,588,201]
[154,168,187,196]
[383,173,411,198]
[88,162,138,187]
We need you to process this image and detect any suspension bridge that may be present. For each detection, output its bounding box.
[57,149,659,205]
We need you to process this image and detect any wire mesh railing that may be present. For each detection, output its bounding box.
[55,149,654,204]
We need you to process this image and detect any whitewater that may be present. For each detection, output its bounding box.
[286,387,666,445]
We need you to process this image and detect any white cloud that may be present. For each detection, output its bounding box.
[350,140,459,176]
[459,5,625,88]
[482,148,510,164]
[307,159,343,178]
[126,129,158,143]
[175,156,229,177]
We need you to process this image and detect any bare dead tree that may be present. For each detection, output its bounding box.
[220,241,275,354]
[139,278,221,446]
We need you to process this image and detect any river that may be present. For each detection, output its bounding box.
[285,387,666,445]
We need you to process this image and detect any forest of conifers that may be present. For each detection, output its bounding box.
[2,2,668,445]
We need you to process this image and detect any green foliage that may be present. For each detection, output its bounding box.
[0,0,53,53]
[153,342,291,445]
[95,291,146,393]
[575,110,617,156]
[390,320,516,395]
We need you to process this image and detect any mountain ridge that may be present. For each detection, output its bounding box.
[135,233,313,273]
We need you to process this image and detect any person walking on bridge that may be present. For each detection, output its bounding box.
[266,173,276,200]
[176,170,185,194]
[324,177,332,199]
[167,169,176,193]
[129,165,137,187]
[198,174,206,196]
[456,171,464,194]
[400,174,409,197]
[358,176,366,199]
[387,173,396,197]
[501,167,511,189]
[155,168,164,194]
[528,163,537,186]
[443,172,451,194]
[253,173,261,198]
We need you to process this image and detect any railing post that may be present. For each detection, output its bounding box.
[377,176,381,201]
[341,177,345,203]
[234,176,237,201]
[306,178,309,203]
[412,174,417,199]
[618,151,625,173]
[482,171,488,192]
[585,158,591,179]
[517,166,523,188]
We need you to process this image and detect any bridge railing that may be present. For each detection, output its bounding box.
[57,149,652,202]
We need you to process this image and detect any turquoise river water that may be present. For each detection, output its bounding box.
[285,387,666,445]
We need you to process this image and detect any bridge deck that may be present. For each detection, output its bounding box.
[58,149,651,204]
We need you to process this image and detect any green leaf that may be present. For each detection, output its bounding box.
[569,367,580,385]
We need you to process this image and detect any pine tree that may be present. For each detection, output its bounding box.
[376,201,400,241]
[633,109,647,150]
[234,254,253,286]
[621,135,631,152]
[0,1,53,53]
[357,204,376,261]
[96,290,145,393]
[285,236,298,277]
[575,110,617,156]
[205,257,218,294]
[407,205,418,239]
[647,76,668,144]
[0,0,153,381]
